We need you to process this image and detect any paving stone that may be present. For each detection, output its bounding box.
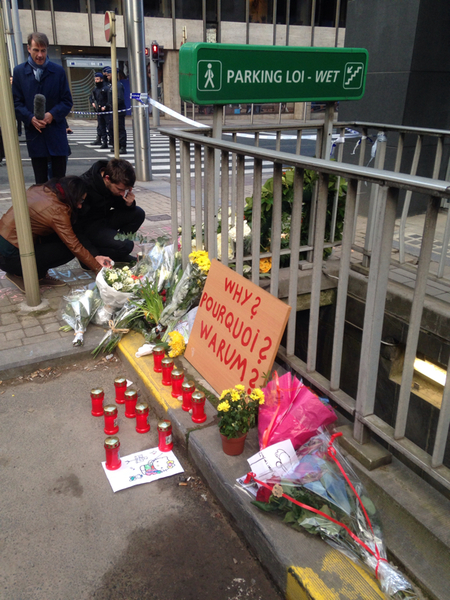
[0,323,21,334]
[0,332,6,343]
[43,323,63,334]
[1,313,19,326]
[24,325,44,337]
[20,317,40,328]
[0,338,23,349]
[22,331,61,346]
[6,329,25,341]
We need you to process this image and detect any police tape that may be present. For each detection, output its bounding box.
[69,108,131,116]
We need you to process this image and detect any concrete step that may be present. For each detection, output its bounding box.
[118,330,450,600]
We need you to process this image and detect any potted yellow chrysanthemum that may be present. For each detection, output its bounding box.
[217,384,265,456]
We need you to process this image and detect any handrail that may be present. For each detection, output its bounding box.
[159,127,450,198]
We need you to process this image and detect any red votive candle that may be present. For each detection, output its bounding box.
[153,344,166,373]
[135,402,150,434]
[157,419,173,452]
[114,377,127,404]
[104,436,121,470]
[124,389,138,418]
[91,388,104,417]
[103,404,119,435]
[191,391,207,423]
[161,357,174,386]
[181,380,195,412]
[171,368,184,398]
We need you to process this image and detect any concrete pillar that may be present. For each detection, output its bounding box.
[162,49,180,116]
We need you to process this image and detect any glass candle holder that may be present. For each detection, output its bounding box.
[181,380,195,412]
[135,402,150,434]
[153,344,166,373]
[114,377,127,404]
[104,436,121,470]
[171,369,184,398]
[191,391,207,424]
[90,388,104,417]
[124,389,138,418]
[103,404,119,435]
[157,419,173,452]
[161,357,174,386]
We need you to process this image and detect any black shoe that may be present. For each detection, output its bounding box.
[91,138,101,146]
[100,143,108,149]
[5,273,25,293]
[119,147,127,154]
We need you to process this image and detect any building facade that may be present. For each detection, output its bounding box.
[11,0,347,114]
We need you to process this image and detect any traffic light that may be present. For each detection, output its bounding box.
[151,42,159,62]
[158,45,165,66]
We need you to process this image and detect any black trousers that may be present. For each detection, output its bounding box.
[0,234,74,279]
[97,113,108,144]
[31,156,67,185]
[75,206,145,262]
[107,112,127,148]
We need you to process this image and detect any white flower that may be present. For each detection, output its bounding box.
[122,266,130,271]
[112,282,123,290]
[228,220,251,242]
[216,233,235,260]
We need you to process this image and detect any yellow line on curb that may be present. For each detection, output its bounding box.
[118,331,179,411]
[286,548,384,600]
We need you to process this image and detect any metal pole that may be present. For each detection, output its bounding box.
[0,11,40,306]
[109,12,119,159]
[2,0,18,70]
[150,54,160,126]
[10,0,24,65]
[124,0,151,181]
[212,105,222,232]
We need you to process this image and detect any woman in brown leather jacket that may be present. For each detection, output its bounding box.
[0,176,112,292]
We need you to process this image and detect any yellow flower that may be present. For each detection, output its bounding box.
[230,390,240,402]
[217,400,230,412]
[259,258,272,273]
[168,330,186,358]
[235,384,245,391]
[220,388,231,400]
[250,388,265,405]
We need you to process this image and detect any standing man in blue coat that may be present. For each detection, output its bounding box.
[12,32,72,184]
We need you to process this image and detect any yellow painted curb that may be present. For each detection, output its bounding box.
[118,331,180,411]
[286,548,384,600]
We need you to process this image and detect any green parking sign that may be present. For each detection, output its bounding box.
[179,43,368,105]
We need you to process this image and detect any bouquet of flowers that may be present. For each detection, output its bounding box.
[157,250,210,330]
[218,384,265,439]
[248,431,419,599]
[95,265,141,324]
[92,300,142,357]
[60,287,102,346]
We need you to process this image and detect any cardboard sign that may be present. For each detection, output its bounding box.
[185,260,291,394]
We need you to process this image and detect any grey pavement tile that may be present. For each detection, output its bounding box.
[1,313,19,326]
[0,338,23,350]
[0,332,5,343]
[43,323,63,334]
[22,331,61,346]
[389,273,411,284]
[434,293,450,303]
[6,329,25,341]
[0,323,21,334]
[20,316,41,328]
[23,325,44,337]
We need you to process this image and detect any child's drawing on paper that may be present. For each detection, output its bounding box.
[102,446,184,493]
[140,456,175,477]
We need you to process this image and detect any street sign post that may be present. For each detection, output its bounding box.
[179,43,368,105]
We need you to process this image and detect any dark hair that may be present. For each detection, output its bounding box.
[104,159,136,188]
[44,176,87,224]
[27,32,49,48]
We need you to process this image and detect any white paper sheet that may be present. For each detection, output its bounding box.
[247,439,296,480]
[102,446,184,492]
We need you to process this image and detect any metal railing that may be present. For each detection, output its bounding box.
[160,124,450,492]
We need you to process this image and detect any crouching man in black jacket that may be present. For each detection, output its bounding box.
[75,158,145,265]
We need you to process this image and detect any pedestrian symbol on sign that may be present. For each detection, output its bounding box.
[343,63,364,89]
[197,60,222,92]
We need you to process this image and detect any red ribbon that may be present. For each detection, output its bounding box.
[248,433,388,579]
[55,183,65,199]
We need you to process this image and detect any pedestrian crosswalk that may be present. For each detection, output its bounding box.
[69,128,276,177]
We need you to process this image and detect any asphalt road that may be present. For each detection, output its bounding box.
[0,356,282,600]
